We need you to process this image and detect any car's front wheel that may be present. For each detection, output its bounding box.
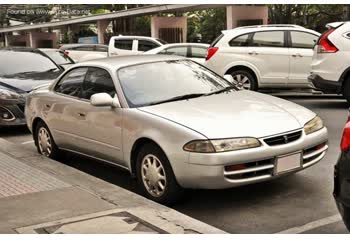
[136,143,184,205]
[229,69,257,91]
[35,121,60,159]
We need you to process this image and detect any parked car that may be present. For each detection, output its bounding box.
[40,48,75,70]
[205,25,320,90]
[25,55,328,204]
[108,36,166,57]
[309,22,350,103]
[59,44,108,62]
[0,47,63,127]
[144,43,209,64]
[334,114,350,231]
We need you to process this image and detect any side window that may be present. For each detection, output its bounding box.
[76,46,95,51]
[189,47,208,58]
[95,46,108,52]
[291,31,318,49]
[114,39,133,50]
[138,40,159,52]
[54,68,88,97]
[252,31,285,47]
[229,34,250,47]
[160,47,187,57]
[81,67,116,100]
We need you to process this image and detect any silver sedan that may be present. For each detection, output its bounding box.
[25,55,328,204]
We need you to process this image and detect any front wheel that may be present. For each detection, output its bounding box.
[229,70,258,91]
[136,143,184,205]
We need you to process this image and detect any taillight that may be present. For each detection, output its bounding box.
[206,47,218,61]
[340,117,350,151]
[317,28,338,53]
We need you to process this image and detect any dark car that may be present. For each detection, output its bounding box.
[0,47,63,127]
[334,115,350,231]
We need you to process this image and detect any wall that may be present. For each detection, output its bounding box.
[226,5,268,29]
[151,16,187,43]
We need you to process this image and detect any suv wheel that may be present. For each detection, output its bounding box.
[229,70,257,91]
[35,121,61,159]
[136,143,184,205]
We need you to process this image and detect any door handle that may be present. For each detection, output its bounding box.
[248,51,258,55]
[45,104,51,108]
[77,112,86,117]
[292,53,303,57]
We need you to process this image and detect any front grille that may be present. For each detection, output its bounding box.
[264,131,302,146]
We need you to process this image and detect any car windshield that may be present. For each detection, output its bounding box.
[118,60,233,108]
[44,51,74,65]
[0,51,60,76]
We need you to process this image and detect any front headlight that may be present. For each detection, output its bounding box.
[183,138,261,153]
[0,89,21,100]
[304,116,324,135]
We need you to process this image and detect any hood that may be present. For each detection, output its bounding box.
[139,90,316,139]
[0,71,61,93]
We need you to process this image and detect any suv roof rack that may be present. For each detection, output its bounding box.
[235,24,305,29]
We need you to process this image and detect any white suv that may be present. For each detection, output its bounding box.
[309,22,350,102]
[205,25,320,91]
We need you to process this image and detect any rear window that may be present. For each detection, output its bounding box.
[114,39,133,50]
[210,34,224,47]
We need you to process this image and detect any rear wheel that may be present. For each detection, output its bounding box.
[34,121,61,160]
[229,69,258,91]
[136,143,184,205]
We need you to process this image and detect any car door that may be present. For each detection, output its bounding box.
[50,67,89,152]
[79,67,124,166]
[288,31,319,86]
[248,31,289,86]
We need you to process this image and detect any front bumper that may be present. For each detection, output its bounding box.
[334,151,350,212]
[308,74,342,94]
[0,100,26,127]
[178,127,328,189]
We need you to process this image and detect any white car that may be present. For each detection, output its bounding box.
[205,25,320,90]
[59,44,108,62]
[144,43,209,64]
[108,36,167,57]
[309,22,350,102]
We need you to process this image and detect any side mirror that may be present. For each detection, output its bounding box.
[90,93,120,108]
[224,74,234,83]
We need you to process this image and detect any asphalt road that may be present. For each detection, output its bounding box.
[1,96,349,234]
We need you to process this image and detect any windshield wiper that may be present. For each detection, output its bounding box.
[148,93,206,106]
[204,85,237,96]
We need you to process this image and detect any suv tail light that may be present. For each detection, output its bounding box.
[206,47,218,61]
[341,117,350,151]
[317,28,338,53]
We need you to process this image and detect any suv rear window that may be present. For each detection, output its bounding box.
[252,31,285,47]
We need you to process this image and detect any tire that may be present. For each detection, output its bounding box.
[343,79,350,104]
[229,69,258,91]
[339,202,350,231]
[34,121,61,160]
[136,143,184,205]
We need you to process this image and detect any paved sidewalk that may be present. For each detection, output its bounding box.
[0,137,225,234]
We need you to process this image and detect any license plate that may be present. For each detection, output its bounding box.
[276,153,301,174]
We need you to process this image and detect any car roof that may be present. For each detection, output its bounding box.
[160,43,209,48]
[72,55,185,70]
[222,25,320,36]
[60,44,107,48]
[0,46,40,52]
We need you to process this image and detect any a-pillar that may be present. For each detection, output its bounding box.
[226,5,268,29]
[97,20,110,44]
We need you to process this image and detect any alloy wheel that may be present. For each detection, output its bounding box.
[141,154,167,197]
[37,127,52,157]
[232,74,251,90]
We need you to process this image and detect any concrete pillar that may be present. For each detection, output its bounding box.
[67,24,79,43]
[4,33,9,47]
[28,32,34,47]
[226,5,268,29]
[151,16,187,43]
[97,20,110,44]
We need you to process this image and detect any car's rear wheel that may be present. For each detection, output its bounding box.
[35,121,60,159]
[229,69,257,91]
[343,79,350,104]
[136,143,184,205]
